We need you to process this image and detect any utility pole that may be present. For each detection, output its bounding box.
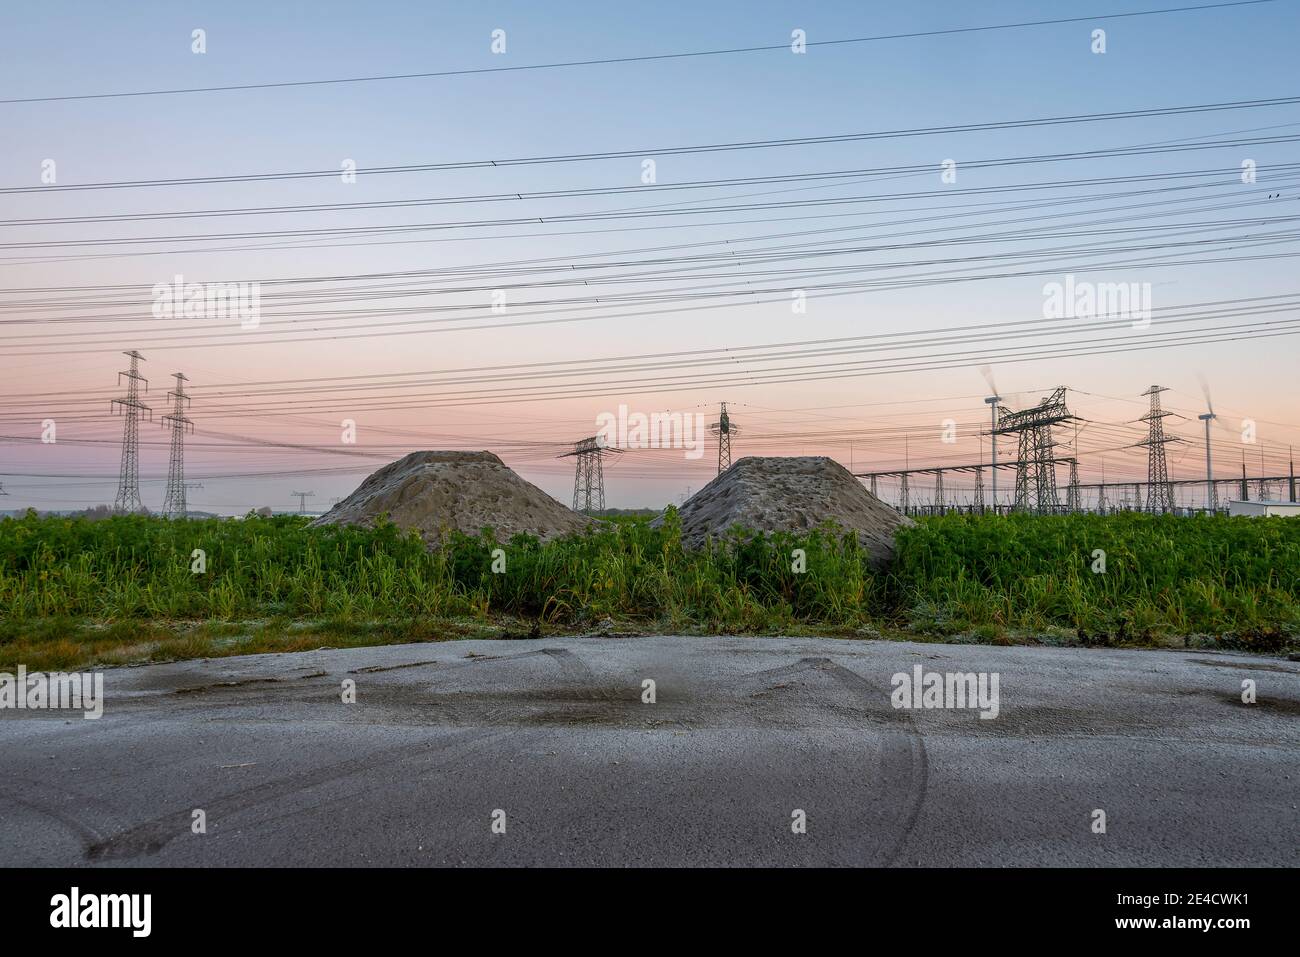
[901,435,910,514]
[291,491,314,514]
[112,350,151,513]
[161,373,194,519]
[1139,385,1179,514]
[709,402,739,475]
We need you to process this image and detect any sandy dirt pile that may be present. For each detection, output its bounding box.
[312,451,593,542]
[656,455,913,565]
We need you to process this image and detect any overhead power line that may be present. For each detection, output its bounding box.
[6,134,1297,227]
[6,92,1300,195]
[0,2,1272,107]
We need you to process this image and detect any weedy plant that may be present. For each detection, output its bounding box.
[1,508,1297,669]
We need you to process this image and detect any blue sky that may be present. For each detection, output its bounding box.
[2,1,1298,512]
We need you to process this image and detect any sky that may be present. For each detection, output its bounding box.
[1,0,1299,514]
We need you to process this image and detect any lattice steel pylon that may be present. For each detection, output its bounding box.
[709,402,740,475]
[1066,458,1081,513]
[160,373,194,519]
[992,387,1075,514]
[112,349,151,513]
[973,466,985,513]
[559,436,622,515]
[1139,385,1180,513]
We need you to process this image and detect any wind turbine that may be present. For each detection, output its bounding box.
[980,366,1001,514]
[1197,375,1218,512]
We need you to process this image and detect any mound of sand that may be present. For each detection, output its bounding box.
[655,455,913,565]
[312,450,592,542]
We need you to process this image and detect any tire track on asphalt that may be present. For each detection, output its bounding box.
[83,728,510,862]
[0,787,109,855]
[83,649,593,862]
[743,656,929,867]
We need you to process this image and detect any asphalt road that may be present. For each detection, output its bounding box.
[1,635,1296,867]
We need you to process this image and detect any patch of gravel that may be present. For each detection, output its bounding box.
[654,455,914,565]
[311,450,593,542]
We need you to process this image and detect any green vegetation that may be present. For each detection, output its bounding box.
[1,509,1297,670]
[896,512,1300,649]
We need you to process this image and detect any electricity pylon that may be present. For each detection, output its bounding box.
[993,387,1075,514]
[161,373,194,519]
[112,350,151,513]
[709,402,740,474]
[559,437,621,514]
[291,491,315,514]
[1067,458,1081,513]
[1139,385,1180,513]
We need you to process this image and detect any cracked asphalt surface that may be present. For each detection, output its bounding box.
[1,635,1296,866]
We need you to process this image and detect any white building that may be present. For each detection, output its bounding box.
[1226,500,1300,517]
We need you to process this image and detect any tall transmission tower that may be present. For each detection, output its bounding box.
[973,466,985,514]
[1139,385,1180,513]
[559,437,621,514]
[291,491,315,514]
[992,387,1075,514]
[111,349,151,513]
[1067,458,1081,513]
[709,402,740,475]
[160,373,194,519]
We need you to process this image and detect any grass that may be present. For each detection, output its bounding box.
[1,508,1298,670]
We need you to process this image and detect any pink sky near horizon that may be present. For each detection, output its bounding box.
[2,1,1298,514]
